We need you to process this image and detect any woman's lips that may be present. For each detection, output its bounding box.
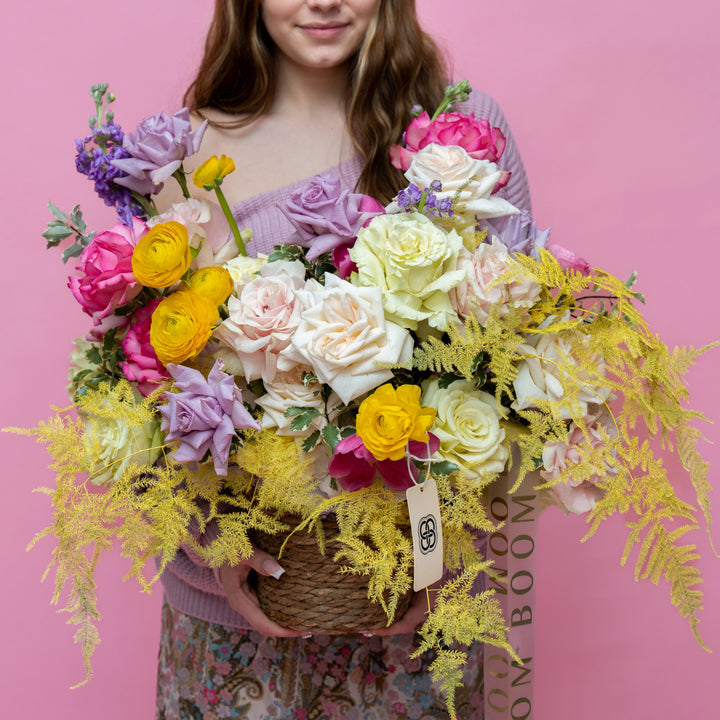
[298,23,349,39]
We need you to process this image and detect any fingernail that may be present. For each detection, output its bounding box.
[362,631,374,638]
[262,559,285,579]
[301,632,312,639]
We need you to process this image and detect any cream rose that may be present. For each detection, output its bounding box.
[395,144,519,219]
[256,365,340,436]
[349,212,465,335]
[450,237,542,324]
[213,260,307,381]
[422,378,509,478]
[281,273,414,405]
[512,330,613,420]
[82,392,162,486]
[148,198,239,269]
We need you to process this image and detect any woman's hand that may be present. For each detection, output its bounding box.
[218,546,304,638]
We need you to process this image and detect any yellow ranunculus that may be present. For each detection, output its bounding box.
[356,384,436,462]
[150,290,219,365]
[132,221,191,288]
[185,266,234,306]
[193,154,236,190]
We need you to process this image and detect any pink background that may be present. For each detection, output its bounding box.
[1,1,718,717]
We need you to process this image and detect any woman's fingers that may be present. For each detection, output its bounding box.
[218,550,303,638]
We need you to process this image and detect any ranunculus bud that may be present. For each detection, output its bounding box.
[193,154,236,190]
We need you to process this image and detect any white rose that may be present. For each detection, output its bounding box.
[213,260,307,381]
[282,273,414,405]
[512,331,612,420]
[395,145,519,220]
[256,365,340,436]
[450,237,542,324]
[224,253,268,289]
[349,212,465,335]
[422,378,509,478]
[82,392,162,486]
[148,198,240,268]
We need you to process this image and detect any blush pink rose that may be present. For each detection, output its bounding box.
[390,111,507,172]
[450,238,541,325]
[540,409,616,514]
[68,217,147,319]
[546,243,592,276]
[120,298,170,396]
[213,261,307,382]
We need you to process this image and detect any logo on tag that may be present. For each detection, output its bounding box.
[418,514,438,554]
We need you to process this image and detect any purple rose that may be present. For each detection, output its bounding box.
[111,108,207,195]
[158,359,260,475]
[120,299,170,396]
[279,175,385,260]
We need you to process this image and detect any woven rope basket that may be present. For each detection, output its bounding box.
[252,515,413,633]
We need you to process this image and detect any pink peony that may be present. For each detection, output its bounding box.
[546,243,592,276]
[120,298,170,396]
[390,111,507,172]
[68,217,147,319]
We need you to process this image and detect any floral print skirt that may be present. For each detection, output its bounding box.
[156,600,483,720]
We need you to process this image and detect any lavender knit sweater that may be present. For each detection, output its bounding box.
[159,90,532,629]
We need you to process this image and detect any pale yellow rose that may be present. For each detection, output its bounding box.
[82,391,162,486]
[349,212,465,335]
[422,378,509,479]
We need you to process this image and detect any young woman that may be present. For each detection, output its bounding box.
[156,1,531,717]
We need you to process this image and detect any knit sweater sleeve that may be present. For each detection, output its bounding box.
[457,90,532,214]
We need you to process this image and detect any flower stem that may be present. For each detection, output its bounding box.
[130,191,158,219]
[172,168,191,199]
[214,184,246,256]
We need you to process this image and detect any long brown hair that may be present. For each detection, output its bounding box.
[184,0,448,202]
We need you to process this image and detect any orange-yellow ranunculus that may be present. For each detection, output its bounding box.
[193,154,236,190]
[185,266,234,306]
[150,290,219,365]
[132,221,191,288]
[356,384,436,461]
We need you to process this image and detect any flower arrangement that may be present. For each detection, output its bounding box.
[11,82,715,717]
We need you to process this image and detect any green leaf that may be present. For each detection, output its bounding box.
[438,372,463,389]
[70,205,87,233]
[85,347,102,366]
[321,424,341,451]
[431,461,460,476]
[302,430,321,454]
[48,202,68,223]
[61,243,86,263]
[285,406,321,432]
[43,224,73,244]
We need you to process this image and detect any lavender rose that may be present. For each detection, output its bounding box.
[158,359,260,475]
[111,108,207,195]
[279,174,385,260]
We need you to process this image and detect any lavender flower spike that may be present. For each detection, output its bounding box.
[111,108,207,196]
[158,359,260,475]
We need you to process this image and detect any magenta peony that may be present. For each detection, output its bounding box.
[120,299,169,396]
[68,217,147,320]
